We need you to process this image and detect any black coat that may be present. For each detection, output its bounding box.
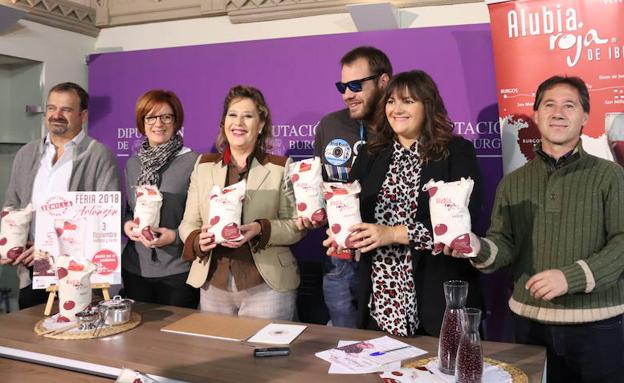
[350,136,484,336]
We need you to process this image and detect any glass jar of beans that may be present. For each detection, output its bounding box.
[455,308,483,383]
[437,280,468,375]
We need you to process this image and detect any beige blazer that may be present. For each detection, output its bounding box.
[179,153,304,292]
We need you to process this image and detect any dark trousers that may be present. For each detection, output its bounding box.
[514,314,624,383]
[122,269,199,309]
[19,285,49,310]
[19,266,49,310]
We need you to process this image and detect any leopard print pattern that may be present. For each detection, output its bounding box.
[369,141,432,336]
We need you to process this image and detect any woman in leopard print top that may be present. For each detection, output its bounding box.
[324,70,484,337]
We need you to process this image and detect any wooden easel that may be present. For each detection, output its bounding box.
[44,283,111,316]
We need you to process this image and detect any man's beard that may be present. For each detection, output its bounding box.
[353,89,382,123]
[47,118,70,135]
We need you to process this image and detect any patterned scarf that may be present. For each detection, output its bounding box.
[136,133,183,186]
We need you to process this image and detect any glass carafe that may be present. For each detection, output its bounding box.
[455,308,483,383]
[437,280,468,375]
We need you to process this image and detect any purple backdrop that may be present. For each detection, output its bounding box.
[88,25,509,337]
[88,24,502,234]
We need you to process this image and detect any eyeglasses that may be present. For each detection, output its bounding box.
[144,113,175,125]
[335,73,381,94]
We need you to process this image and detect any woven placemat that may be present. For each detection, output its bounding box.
[34,312,141,340]
[405,356,529,383]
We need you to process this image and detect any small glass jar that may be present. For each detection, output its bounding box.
[455,308,483,383]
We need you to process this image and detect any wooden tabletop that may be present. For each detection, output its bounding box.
[0,303,545,382]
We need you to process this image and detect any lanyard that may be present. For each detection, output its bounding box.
[359,121,366,143]
[349,121,367,168]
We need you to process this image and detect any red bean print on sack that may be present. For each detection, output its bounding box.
[63,300,75,310]
[68,260,84,272]
[222,223,240,240]
[434,224,448,236]
[57,267,68,280]
[331,224,341,234]
[7,246,24,260]
[311,208,326,223]
[450,233,472,254]
[141,226,155,241]
[344,231,360,249]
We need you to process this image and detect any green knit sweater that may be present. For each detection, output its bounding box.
[473,145,624,324]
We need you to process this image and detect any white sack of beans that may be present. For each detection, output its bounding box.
[323,181,362,249]
[423,177,477,257]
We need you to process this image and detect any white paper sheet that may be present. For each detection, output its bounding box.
[329,340,402,374]
[316,336,427,373]
[246,323,307,344]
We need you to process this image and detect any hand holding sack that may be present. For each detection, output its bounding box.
[207,179,246,243]
[0,204,33,261]
[423,177,477,257]
[133,185,163,240]
[323,181,363,249]
[288,158,326,223]
[55,255,96,322]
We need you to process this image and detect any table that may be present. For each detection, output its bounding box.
[0,303,545,382]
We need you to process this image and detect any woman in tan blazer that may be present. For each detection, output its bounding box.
[179,85,305,320]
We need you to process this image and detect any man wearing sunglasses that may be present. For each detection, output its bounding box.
[2,82,119,310]
[316,46,391,184]
[298,46,392,328]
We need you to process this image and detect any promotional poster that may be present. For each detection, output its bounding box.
[487,0,624,172]
[33,192,122,289]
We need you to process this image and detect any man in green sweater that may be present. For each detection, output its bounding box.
[448,76,624,382]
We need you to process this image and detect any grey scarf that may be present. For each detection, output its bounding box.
[136,133,183,186]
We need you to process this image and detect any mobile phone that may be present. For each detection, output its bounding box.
[253,347,290,357]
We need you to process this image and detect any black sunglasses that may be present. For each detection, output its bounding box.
[335,73,381,94]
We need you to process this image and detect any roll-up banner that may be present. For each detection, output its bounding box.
[487,0,624,172]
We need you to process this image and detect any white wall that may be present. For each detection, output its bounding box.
[0,20,95,100]
[0,68,9,135]
[95,3,490,52]
[8,62,43,143]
